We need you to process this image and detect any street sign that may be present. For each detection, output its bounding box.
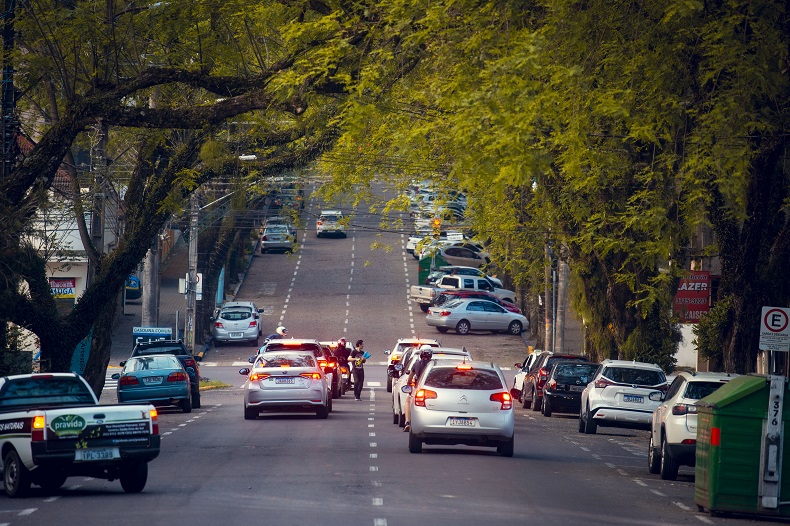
[759,306,790,352]
[132,326,173,346]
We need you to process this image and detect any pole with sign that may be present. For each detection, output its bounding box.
[759,306,790,509]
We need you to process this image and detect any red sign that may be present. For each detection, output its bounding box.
[673,271,710,323]
[50,277,76,298]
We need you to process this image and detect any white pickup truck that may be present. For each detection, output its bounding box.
[410,275,517,312]
[0,373,161,497]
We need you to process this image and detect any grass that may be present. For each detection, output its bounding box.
[199,379,232,390]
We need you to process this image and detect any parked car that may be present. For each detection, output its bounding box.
[431,265,502,288]
[316,210,346,237]
[123,339,201,408]
[263,215,297,240]
[261,225,295,253]
[540,361,600,417]
[125,275,142,301]
[113,354,192,413]
[211,307,262,346]
[239,350,332,419]
[392,347,472,428]
[403,360,514,457]
[521,352,589,411]
[579,359,668,435]
[384,338,441,392]
[511,350,545,402]
[216,301,264,336]
[432,290,521,314]
[426,299,527,335]
[648,371,737,480]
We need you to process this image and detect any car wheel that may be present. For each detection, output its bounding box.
[244,405,258,420]
[497,435,515,457]
[531,388,541,412]
[522,388,531,409]
[660,435,679,480]
[583,404,597,434]
[419,304,429,313]
[507,321,523,335]
[37,471,67,492]
[398,408,406,427]
[408,431,423,454]
[578,408,586,433]
[316,405,329,419]
[119,462,148,493]
[648,433,661,474]
[180,395,192,413]
[3,450,31,498]
[332,382,340,399]
[192,388,201,409]
[392,410,399,424]
[542,397,552,417]
[386,376,393,393]
[436,327,449,333]
[456,320,471,335]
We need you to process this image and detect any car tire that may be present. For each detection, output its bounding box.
[583,404,597,434]
[327,396,333,413]
[3,449,31,498]
[398,409,406,427]
[578,409,586,433]
[436,327,449,333]
[497,435,515,457]
[244,406,258,420]
[419,304,429,313]
[386,376,393,393]
[119,462,148,493]
[408,431,423,454]
[507,321,523,335]
[531,388,541,412]
[332,382,340,399]
[542,397,552,417]
[456,320,471,335]
[316,405,329,419]
[180,396,192,413]
[648,433,661,474]
[392,410,399,424]
[522,388,531,409]
[660,435,679,480]
[192,389,201,409]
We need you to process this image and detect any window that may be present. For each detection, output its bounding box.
[482,302,504,313]
[0,377,95,407]
[424,368,503,390]
[463,278,475,288]
[221,311,252,321]
[258,352,317,368]
[683,381,728,400]
[552,363,599,383]
[602,367,665,386]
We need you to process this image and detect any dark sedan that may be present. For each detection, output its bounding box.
[541,361,600,417]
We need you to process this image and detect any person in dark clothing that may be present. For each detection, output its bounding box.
[403,345,433,431]
[350,340,367,400]
[334,338,352,390]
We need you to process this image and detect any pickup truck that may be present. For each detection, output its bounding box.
[410,275,517,312]
[0,373,160,497]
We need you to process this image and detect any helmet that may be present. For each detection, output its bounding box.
[338,337,347,346]
[276,326,288,336]
[419,345,433,359]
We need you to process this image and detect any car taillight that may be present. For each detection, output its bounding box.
[120,375,140,386]
[340,366,349,374]
[317,359,327,368]
[414,389,438,406]
[149,409,159,435]
[317,221,323,226]
[594,377,614,389]
[672,404,697,416]
[214,322,224,328]
[167,372,188,382]
[440,310,451,317]
[490,392,513,410]
[183,358,196,368]
[547,379,557,389]
[248,321,258,328]
[250,373,271,381]
[301,372,322,380]
[31,415,45,442]
[538,367,549,379]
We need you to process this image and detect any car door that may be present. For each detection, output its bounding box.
[463,300,490,329]
[481,301,509,330]
[653,376,684,438]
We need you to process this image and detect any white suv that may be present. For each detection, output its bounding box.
[648,371,736,480]
[384,338,440,393]
[511,350,544,402]
[316,210,346,238]
[579,359,667,435]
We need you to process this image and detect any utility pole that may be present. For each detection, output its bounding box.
[555,257,568,353]
[544,241,554,353]
[185,193,198,351]
[141,87,161,326]
[88,121,108,285]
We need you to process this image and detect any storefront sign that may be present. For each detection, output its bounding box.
[673,271,710,323]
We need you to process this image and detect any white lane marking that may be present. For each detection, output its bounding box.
[370,443,377,447]
[650,489,666,497]
[368,424,375,428]
[633,479,647,487]
[374,520,388,526]
[592,454,602,460]
[368,382,382,387]
[673,501,692,511]
[162,431,173,436]
[695,516,714,525]
[43,497,60,502]
[580,446,590,452]
[369,466,378,472]
[605,463,617,469]
[370,453,378,459]
[617,469,629,476]
[372,481,382,487]
[18,509,37,516]
[372,498,383,506]
[369,432,376,437]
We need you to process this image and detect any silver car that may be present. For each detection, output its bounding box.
[239,351,331,420]
[404,360,515,456]
[261,225,295,253]
[426,299,528,335]
[211,308,261,346]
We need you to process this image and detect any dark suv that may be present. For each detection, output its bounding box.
[521,352,589,412]
[123,339,201,408]
[255,339,341,399]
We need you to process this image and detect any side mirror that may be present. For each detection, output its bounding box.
[257,308,264,313]
[119,361,126,367]
[239,368,250,375]
[111,373,120,380]
[401,385,413,394]
[648,391,663,402]
[248,356,256,363]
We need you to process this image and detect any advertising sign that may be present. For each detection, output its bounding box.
[673,271,710,323]
[50,278,76,298]
[132,326,173,346]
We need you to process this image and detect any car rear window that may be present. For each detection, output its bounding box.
[424,368,503,390]
[134,346,187,356]
[126,355,181,371]
[263,342,322,355]
[683,381,729,400]
[257,353,316,368]
[552,363,599,382]
[602,367,666,386]
[221,311,252,321]
[541,355,589,371]
[0,377,95,408]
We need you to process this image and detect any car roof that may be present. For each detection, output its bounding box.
[134,339,185,348]
[396,338,441,345]
[675,371,738,381]
[320,210,342,215]
[222,301,256,309]
[600,359,663,370]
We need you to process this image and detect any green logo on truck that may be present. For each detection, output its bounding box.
[51,415,86,436]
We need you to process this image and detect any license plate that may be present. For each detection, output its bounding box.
[569,385,584,392]
[448,417,476,427]
[75,447,120,462]
[143,376,163,384]
[623,394,644,403]
[230,332,244,338]
[275,378,295,384]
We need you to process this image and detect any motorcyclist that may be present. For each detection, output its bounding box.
[260,326,288,352]
[403,345,433,432]
[334,338,351,390]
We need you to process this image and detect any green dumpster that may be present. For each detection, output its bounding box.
[417,254,448,285]
[695,374,790,517]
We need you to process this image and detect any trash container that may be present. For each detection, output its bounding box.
[417,254,448,285]
[695,374,790,517]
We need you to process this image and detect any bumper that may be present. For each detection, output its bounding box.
[262,242,293,252]
[590,405,653,427]
[425,317,455,329]
[543,391,583,411]
[118,385,189,404]
[31,435,161,474]
[666,442,697,466]
[411,410,514,445]
[213,329,259,343]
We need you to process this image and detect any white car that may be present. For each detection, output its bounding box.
[391,347,472,427]
[578,359,668,434]
[511,350,544,401]
[384,338,441,393]
[648,371,736,480]
[316,210,346,237]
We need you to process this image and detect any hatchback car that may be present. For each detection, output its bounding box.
[404,360,514,456]
[316,210,346,237]
[239,350,331,420]
[215,301,264,336]
[211,308,261,346]
[124,339,201,408]
[541,361,600,417]
[263,215,297,240]
[257,339,341,400]
[579,359,668,434]
[426,299,527,335]
[384,338,441,392]
[261,225,295,253]
[113,354,192,413]
[648,371,736,480]
[432,290,521,314]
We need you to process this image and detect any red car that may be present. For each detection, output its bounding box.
[431,290,521,314]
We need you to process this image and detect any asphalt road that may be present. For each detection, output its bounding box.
[0,190,771,525]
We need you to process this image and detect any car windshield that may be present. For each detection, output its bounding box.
[442,299,464,309]
[257,353,316,368]
[125,355,181,372]
[263,342,322,355]
[424,368,503,390]
[552,363,599,383]
[221,310,252,321]
[602,367,666,386]
[683,381,729,400]
[134,345,187,356]
[0,377,95,408]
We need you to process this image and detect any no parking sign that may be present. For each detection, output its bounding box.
[759,306,790,352]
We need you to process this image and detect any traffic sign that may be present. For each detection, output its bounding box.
[759,306,790,352]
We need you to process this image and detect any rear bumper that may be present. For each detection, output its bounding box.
[31,436,161,470]
[666,442,697,466]
[590,405,653,427]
